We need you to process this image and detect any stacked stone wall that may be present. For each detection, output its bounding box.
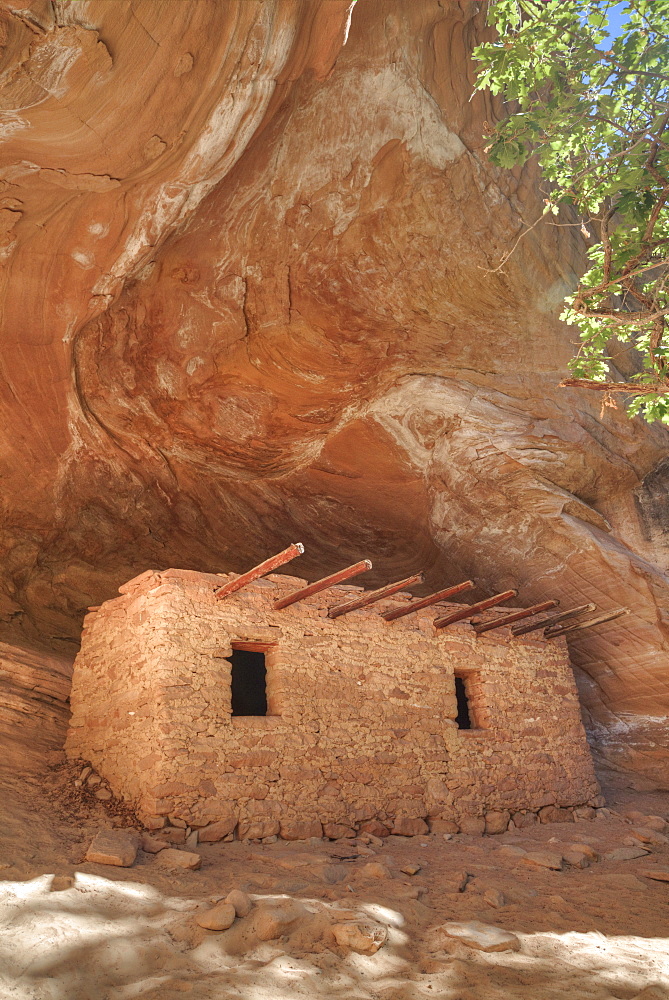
[66,567,599,837]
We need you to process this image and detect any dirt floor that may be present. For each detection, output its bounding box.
[1,747,668,1000]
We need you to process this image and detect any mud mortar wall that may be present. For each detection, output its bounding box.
[66,569,599,836]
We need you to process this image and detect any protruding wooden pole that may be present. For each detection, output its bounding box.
[511,603,595,637]
[433,590,518,630]
[274,559,372,610]
[545,607,629,638]
[328,573,424,619]
[214,543,304,600]
[382,580,474,622]
[473,599,559,634]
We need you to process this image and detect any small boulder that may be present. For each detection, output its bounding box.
[50,875,74,891]
[198,817,236,842]
[86,829,139,868]
[604,846,650,862]
[95,788,112,801]
[142,815,167,831]
[459,816,485,837]
[483,888,506,908]
[562,849,590,869]
[640,869,669,883]
[521,850,563,871]
[391,817,429,837]
[511,811,538,828]
[632,827,669,846]
[279,819,323,841]
[625,811,667,833]
[141,833,169,854]
[359,820,390,838]
[436,920,520,953]
[359,862,392,880]
[539,806,574,825]
[484,811,510,835]
[446,870,470,893]
[226,889,252,917]
[497,845,527,859]
[332,920,387,955]
[568,842,599,861]
[428,818,460,834]
[238,820,280,841]
[324,823,356,840]
[573,806,596,821]
[162,826,187,845]
[253,899,307,941]
[400,862,421,876]
[196,902,236,930]
[156,848,201,870]
[644,816,667,833]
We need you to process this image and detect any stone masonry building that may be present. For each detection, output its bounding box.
[66,566,600,839]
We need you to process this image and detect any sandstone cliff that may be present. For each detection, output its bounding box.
[0,0,667,780]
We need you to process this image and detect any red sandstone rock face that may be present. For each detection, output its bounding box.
[0,1,667,778]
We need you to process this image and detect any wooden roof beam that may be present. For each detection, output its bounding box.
[473,599,559,634]
[545,607,629,638]
[214,543,304,600]
[328,573,424,619]
[511,603,595,637]
[433,590,518,630]
[274,559,372,610]
[382,580,474,622]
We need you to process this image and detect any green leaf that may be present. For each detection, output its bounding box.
[473,0,669,425]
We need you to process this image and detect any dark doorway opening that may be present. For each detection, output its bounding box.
[455,675,472,730]
[229,648,267,716]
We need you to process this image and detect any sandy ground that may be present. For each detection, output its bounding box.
[1,750,668,1000]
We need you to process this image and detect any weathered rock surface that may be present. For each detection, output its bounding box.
[632,827,669,846]
[140,833,169,854]
[435,920,521,953]
[155,848,201,871]
[226,889,252,917]
[50,875,75,892]
[0,0,668,781]
[521,850,564,871]
[332,919,388,954]
[624,812,667,832]
[392,817,429,837]
[252,899,307,940]
[197,817,237,842]
[196,902,236,931]
[483,888,506,908]
[85,829,139,867]
[640,869,669,882]
[359,862,392,880]
[604,846,650,862]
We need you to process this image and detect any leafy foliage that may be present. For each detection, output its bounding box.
[473,1,669,422]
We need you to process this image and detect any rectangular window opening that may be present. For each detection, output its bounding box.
[455,674,473,730]
[228,644,268,716]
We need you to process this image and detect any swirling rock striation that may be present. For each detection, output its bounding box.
[0,1,667,779]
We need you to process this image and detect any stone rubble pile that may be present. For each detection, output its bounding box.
[74,765,114,802]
